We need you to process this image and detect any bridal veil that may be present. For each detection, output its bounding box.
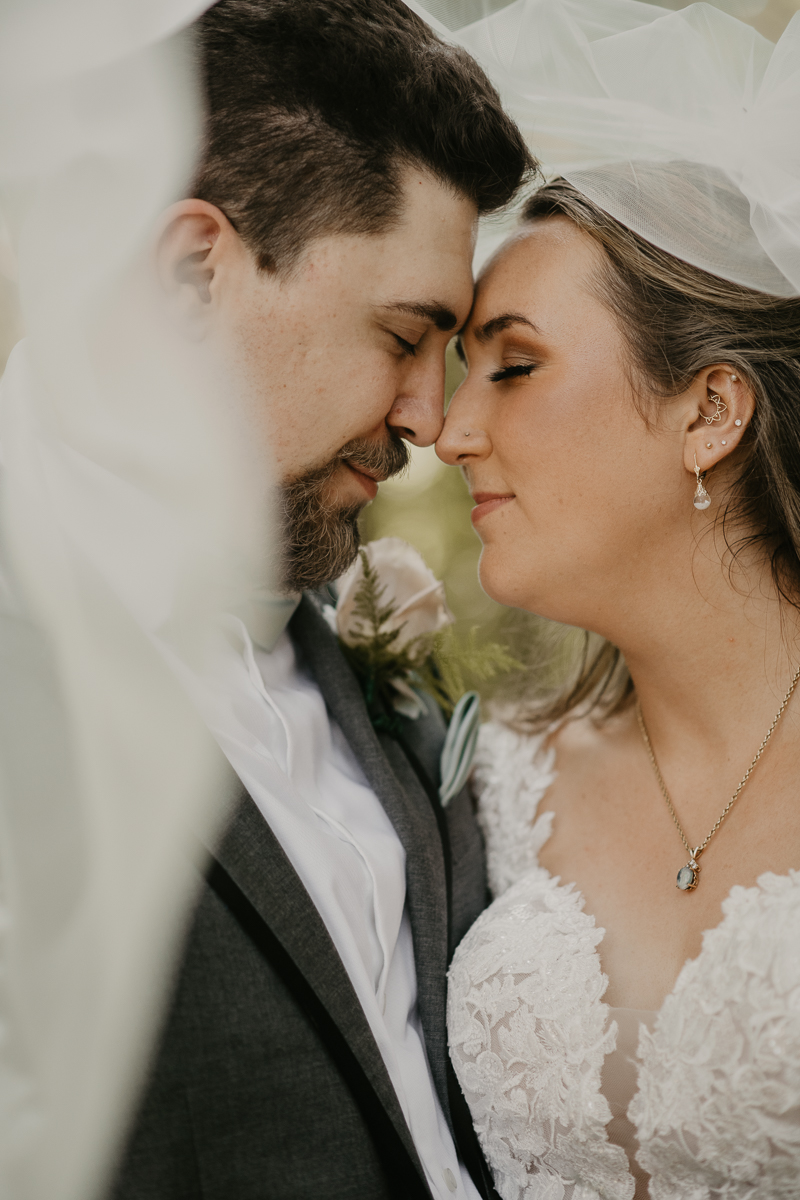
[1,0,798,1196]
[406,0,800,297]
[0,2,271,1197]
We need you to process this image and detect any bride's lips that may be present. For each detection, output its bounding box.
[343,460,382,500]
[471,492,514,524]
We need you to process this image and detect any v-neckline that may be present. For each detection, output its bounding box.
[466,720,800,1200]
[532,734,797,1017]
[532,778,797,1198]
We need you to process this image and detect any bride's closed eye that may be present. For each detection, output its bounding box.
[489,362,536,383]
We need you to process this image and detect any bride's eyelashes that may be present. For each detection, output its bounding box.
[489,363,536,383]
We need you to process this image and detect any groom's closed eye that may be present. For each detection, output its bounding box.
[379,300,461,361]
[377,300,461,356]
[392,333,420,357]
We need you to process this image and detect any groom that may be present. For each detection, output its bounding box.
[111,2,531,1198]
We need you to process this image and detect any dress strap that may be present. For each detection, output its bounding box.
[472,722,558,897]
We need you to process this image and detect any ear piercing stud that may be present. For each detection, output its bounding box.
[706,442,713,448]
[731,374,738,381]
[734,419,742,427]
[721,440,727,446]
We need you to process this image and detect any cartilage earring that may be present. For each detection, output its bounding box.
[734,419,742,427]
[703,392,727,424]
[693,452,711,511]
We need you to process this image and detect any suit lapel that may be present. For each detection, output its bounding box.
[209,787,427,1180]
[289,597,452,1126]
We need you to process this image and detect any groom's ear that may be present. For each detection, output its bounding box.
[154,199,243,337]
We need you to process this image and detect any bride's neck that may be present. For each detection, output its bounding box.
[598,542,800,758]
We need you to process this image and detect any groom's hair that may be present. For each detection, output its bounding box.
[192,0,533,273]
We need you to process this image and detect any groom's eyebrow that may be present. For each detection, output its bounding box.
[475,313,540,342]
[380,301,459,331]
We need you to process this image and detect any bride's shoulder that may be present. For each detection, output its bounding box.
[472,716,559,897]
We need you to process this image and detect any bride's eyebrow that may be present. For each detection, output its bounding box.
[474,312,540,343]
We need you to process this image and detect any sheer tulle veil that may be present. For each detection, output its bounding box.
[0,2,272,1197]
[404,0,800,296]
[2,0,798,1196]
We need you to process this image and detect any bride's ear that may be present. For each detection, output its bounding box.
[154,199,241,338]
[682,365,756,478]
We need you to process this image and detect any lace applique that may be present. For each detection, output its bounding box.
[630,870,800,1199]
[448,871,634,1200]
[452,721,800,1200]
[454,721,634,1199]
[472,722,557,898]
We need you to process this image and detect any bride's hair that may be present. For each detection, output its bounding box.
[514,178,800,729]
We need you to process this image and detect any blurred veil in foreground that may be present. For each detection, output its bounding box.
[405,0,800,294]
[0,2,271,1197]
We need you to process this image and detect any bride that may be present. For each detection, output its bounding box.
[433,2,800,1197]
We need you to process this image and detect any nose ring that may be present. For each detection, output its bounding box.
[463,430,471,438]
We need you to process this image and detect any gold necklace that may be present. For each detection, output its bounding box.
[636,664,800,892]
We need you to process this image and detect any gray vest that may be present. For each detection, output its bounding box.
[110,596,494,1200]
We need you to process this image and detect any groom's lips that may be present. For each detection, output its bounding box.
[343,460,383,500]
[471,492,514,524]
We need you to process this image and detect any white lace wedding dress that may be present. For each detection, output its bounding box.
[447,723,800,1200]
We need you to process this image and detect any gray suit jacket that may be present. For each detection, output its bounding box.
[110,596,493,1200]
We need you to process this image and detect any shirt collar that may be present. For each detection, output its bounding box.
[231,588,302,653]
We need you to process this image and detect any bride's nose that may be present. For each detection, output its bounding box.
[435,389,490,465]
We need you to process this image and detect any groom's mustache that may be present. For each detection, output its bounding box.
[280,431,409,592]
[338,432,410,483]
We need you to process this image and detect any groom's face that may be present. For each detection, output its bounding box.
[161,168,477,589]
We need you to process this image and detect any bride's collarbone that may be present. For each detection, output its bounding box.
[536,714,800,1010]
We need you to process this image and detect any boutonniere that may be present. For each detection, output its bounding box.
[325,538,519,806]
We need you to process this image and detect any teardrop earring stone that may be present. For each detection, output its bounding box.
[693,481,711,510]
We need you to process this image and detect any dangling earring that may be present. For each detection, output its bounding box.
[703,393,727,424]
[693,452,711,510]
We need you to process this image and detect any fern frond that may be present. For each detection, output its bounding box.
[338,551,522,729]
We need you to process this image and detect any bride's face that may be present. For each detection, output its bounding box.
[437,216,689,628]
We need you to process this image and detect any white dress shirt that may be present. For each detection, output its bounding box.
[186,616,480,1200]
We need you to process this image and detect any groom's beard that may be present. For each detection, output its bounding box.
[280,433,409,592]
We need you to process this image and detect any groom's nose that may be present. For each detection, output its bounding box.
[386,356,447,447]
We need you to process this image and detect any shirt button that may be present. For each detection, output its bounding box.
[442,1167,457,1193]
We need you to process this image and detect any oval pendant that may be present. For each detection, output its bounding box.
[676,859,700,891]
[693,484,711,511]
